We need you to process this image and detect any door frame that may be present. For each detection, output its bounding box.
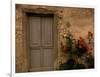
[16,4,59,72]
[27,13,55,71]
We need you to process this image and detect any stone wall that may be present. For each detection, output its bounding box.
[16,4,94,72]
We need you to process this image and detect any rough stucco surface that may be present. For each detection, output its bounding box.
[16,4,94,72]
[16,6,29,72]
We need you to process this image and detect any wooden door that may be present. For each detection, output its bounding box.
[28,14,55,72]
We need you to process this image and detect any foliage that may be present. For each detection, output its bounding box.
[59,31,94,70]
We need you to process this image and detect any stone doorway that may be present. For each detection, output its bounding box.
[27,13,56,72]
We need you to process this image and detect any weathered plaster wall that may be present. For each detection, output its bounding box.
[16,6,29,72]
[16,4,94,72]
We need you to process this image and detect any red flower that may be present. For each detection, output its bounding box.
[88,51,92,55]
[79,36,83,40]
[79,37,83,45]
[90,48,93,51]
[79,45,82,48]
[78,36,89,51]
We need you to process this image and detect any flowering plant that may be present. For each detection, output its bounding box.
[59,31,94,70]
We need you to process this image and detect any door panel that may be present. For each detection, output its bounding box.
[30,49,41,68]
[29,16,41,47]
[42,49,53,68]
[41,17,53,47]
